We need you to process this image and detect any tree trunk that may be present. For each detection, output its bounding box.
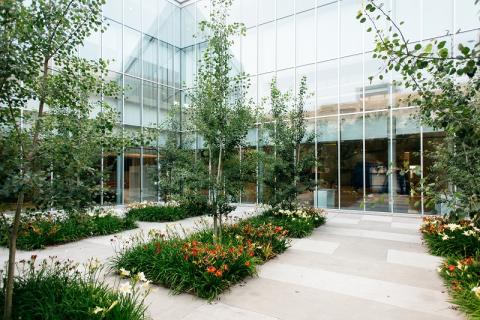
[3,191,24,320]
[215,144,223,241]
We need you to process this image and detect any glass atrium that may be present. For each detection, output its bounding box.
[80,0,480,214]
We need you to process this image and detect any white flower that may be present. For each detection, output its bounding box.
[437,267,442,273]
[141,280,152,290]
[442,234,450,241]
[118,282,132,295]
[463,230,477,237]
[119,268,131,277]
[93,306,104,314]
[446,223,462,231]
[137,272,147,282]
[472,287,480,298]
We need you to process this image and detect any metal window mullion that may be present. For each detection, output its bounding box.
[337,0,341,210]
[420,0,425,216]
[121,0,125,205]
[100,10,105,206]
[140,1,144,202]
[314,0,319,208]
[362,0,366,212]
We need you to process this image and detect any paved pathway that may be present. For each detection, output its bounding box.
[0,209,462,320]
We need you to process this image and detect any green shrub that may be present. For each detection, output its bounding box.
[126,206,189,222]
[0,257,148,320]
[112,217,290,300]
[0,210,136,250]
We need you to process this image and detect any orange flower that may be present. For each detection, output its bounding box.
[274,226,283,233]
[245,261,251,267]
[215,270,223,278]
[222,264,229,271]
[249,251,254,257]
[448,265,456,272]
[206,266,216,273]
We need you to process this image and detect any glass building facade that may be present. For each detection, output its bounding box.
[82,0,480,214]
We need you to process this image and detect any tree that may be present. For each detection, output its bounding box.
[261,77,315,209]
[0,1,135,318]
[357,1,480,221]
[188,0,255,241]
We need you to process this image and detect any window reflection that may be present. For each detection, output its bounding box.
[365,111,389,212]
[316,117,338,209]
[392,109,421,214]
[340,114,364,210]
[258,23,276,73]
[124,27,142,77]
[340,54,363,114]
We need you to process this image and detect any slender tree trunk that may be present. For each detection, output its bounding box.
[215,144,223,241]
[3,191,24,320]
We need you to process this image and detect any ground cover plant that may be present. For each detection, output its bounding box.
[126,197,215,222]
[112,216,292,300]
[0,209,136,250]
[421,216,480,318]
[249,207,327,238]
[0,256,149,320]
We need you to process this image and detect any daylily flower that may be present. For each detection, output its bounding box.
[472,286,480,298]
[93,306,104,314]
[118,282,132,295]
[137,272,147,282]
[119,268,131,277]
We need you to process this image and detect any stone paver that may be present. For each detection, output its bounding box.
[0,209,462,320]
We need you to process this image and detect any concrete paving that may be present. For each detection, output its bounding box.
[0,209,462,320]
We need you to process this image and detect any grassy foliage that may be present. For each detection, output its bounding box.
[0,211,136,250]
[112,218,291,300]
[0,257,148,320]
[421,216,480,319]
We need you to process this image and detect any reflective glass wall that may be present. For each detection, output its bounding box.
[83,0,479,214]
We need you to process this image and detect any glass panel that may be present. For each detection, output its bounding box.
[79,29,101,61]
[158,1,178,45]
[258,22,276,73]
[296,9,316,66]
[124,147,141,203]
[124,0,141,30]
[102,0,122,22]
[365,111,390,212]
[423,0,453,40]
[259,0,275,24]
[124,27,142,77]
[159,85,169,128]
[103,19,122,72]
[124,76,141,127]
[340,0,363,57]
[392,109,421,214]
[339,54,363,113]
[258,72,275,113]
[143,0,158,37]
[182,46,196,88]
[242,28,257,75]
[241,0,257,27]
[143,35,158,82]
[277,0,294,18]
[276,68,295,94]
[340,114,364,210]
[317,3,339,62]
[393,0,421,43]
[316,59,338,116]
[316,116,338,209]
[296,64,316,115]
[296,0,315,13]
[143,81,158,128]
[456,0,480,32]
[277,16,295,70]
[143,148,158,201]
[364,55,390,111]
[182,4,196,48]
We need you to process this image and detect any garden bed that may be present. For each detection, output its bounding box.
[0,257,149,320]
[421,216,480,318]
[0,209,136,250]
[112,207,326,300]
